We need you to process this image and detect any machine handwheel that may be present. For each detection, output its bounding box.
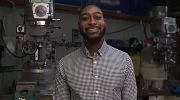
[22,40,37,55]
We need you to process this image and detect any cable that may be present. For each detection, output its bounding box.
[140,20,144,46]
[142,17,152,43]
[47,34,65,39]
[1,0,27,58]
[142,20,150,39]
[105,22,140,35]
[2,0,15,37]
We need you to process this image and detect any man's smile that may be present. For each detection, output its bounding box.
[85,27,100,33]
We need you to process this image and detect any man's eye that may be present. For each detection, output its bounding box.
[95,16,102,20]
[82,17,89,21]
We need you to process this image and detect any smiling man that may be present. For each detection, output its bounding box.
[78,4,106,52]
[53,3,137,100]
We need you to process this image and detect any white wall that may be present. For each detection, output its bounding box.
[0,4,153,94]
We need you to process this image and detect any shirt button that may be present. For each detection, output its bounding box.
[95,76,98,78]
[94,61,97,64]
[96,91,99,94]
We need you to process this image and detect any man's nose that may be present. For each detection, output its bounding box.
[89,18,97,25]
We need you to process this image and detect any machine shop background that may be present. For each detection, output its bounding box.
[0,3,153,95]
[0,0,180,100]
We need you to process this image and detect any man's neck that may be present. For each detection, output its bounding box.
[84,38,104,56]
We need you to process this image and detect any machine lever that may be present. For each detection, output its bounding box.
[16,36,24,40]
[53,26,61,29]
[52,18,61,21]
[170,59,176,63]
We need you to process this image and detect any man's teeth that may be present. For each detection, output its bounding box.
[88,28,98,30]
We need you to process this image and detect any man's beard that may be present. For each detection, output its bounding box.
[79,26,106,45]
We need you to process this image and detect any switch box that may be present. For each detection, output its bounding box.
[72,29,83,43]
[16,25,25,33]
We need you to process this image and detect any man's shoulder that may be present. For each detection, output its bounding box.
[106,45,132,61]
[61,47,82,61]
[107,45,128,55]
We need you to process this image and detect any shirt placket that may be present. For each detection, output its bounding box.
[93,53,100,100]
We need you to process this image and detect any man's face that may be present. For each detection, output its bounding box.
[78,5,106,45]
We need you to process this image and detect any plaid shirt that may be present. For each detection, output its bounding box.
[53,40,137,100]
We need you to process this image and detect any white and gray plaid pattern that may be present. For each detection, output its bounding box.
[53,40,137,100]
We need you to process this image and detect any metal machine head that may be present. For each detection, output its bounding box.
[150,6,178,71]
[15,0,61,98]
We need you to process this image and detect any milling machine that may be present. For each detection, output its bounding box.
[14,0,61,100]
[140,6,180,100]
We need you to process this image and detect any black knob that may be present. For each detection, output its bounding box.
[53,26,61,29]
[62,39,65,42]
[16,36,19,39]
[18,27,23,32]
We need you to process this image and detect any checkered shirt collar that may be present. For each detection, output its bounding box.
[81,39,108,57]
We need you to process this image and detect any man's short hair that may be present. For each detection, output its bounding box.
[78,3,103,16]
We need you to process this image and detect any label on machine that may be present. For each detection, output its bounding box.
[29,0,51,3]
